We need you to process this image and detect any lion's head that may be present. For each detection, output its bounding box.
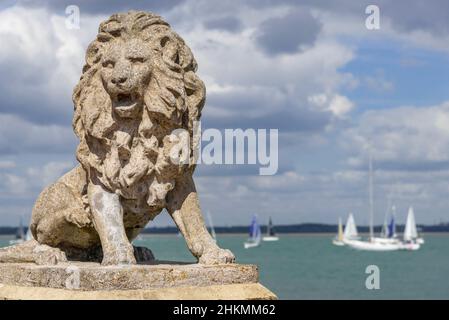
[72,11,205,208]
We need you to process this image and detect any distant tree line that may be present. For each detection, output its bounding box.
[142,223,449,234]
[1,223,448,235]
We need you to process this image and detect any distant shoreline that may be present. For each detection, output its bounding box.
[1,231,449,238]
[1,222,449,236]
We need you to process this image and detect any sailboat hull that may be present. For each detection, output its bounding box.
[371,237,401,245]
[244,241,260,249]
[263,236,279,242]
[345,239,401,251]
[332,239,345,246]
[400,242,421,251]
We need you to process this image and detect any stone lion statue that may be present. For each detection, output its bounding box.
[0,11,235,266]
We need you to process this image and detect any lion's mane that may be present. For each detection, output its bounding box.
[71,11,205,209]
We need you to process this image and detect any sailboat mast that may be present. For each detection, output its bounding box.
[368,153,374,240]
[267,217,272,236]
[381,197,391,237]
[206,211,216,240]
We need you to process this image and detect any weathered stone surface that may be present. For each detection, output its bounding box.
[0,283,277,300]
[0,262,258,291]
[0,11,235,266]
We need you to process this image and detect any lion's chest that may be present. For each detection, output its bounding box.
[100,130,175,206]
[121,197,163,230]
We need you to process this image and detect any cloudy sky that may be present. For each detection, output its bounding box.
[1,0,449,227]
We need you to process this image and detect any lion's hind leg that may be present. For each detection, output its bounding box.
[0,239,67,265]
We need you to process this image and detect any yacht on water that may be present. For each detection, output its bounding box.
[371,205,401,245]
[9,218,28,245]
[206,211,217,243]
[343,155,423,251]
[401,206,422,250]
[344,155,406,251]
[332,217,345,246]
[25,228,33,241]
[244,214,261,249]
[262,217,279,242]
[333,213,359,246]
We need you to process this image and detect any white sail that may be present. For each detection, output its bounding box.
[332,217,345,246]
[380,200,391,237]
[25,227,34,241]
[206,211,216,242]
[337,217,343,241]
[404,206,418,241]
[343,213,358,240]
[368,153,374,239]
[18,218,24,240]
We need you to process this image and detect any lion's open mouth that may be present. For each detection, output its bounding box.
[112,92,140,111]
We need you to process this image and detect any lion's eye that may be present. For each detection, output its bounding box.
[128,57,146,64]
[102,60,115,68]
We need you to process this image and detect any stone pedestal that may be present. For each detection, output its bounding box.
[0,262,277,300]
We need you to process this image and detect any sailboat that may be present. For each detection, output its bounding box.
[263,217,279,242]
[372,205,401,245]
[206,211,217,243]
[244,214,261,249]
[333,213,359,246]
[345,154,402,251]
[332,217,345,246]
[400,207,421,250]
[9,218,26,245]
[25,227,33,241]
[405,207,424,244]
[343,213,359,241]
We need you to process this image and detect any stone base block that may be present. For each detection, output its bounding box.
[0,261,277,300]
[0,283,276,300]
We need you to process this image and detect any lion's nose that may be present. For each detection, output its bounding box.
[111,75,128,85]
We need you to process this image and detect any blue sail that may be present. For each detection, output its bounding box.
[249,215,259,240]
[387,216,395,238]
[249,216,255,237]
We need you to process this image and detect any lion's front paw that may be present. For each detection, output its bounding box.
[34,245,68,265]
[102,246,137,266]
[199,247,235,265]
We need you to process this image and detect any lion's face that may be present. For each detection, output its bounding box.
[73,12,207,198]
[100,38,152,118]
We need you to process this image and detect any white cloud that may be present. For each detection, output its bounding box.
[328,95,354,117]
[363,72,395,92]
[2,173,28,195]
[0,160,74,198]
[342,101,449,165]
[0,6,105,123]
[309,93,355,117]
[0,114,76,154]
[168,5,357,124]
[0,160,16,169]
[27,161,73,187]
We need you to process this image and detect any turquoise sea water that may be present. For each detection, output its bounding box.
[1,234,448,299]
